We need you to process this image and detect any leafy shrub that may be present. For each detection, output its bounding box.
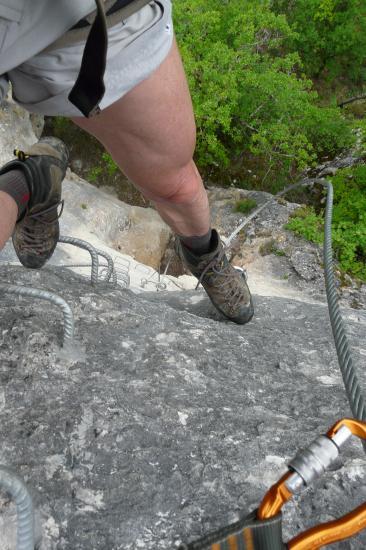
[234,198,257,214]
[53,116,71,134]
[174,0,354,187]
[356,118,366,151]
[271,0,366,85]
[87,166,103,182]
[286,165,366,281]
[300,106,355,158]
[87,154,118,183]
[286,206,324,244]
[102,152,119,177]
[259,239,286,256]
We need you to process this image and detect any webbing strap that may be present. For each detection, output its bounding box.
[68,0,108,117]
[179,511,285,550]
[67,0,151,117]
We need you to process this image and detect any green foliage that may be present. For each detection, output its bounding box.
[286,206,324,244]
[286,165,366,281]
[87,166,103,182]
[52,116,71,134]
[259,238,286,256]
[300,106,355,157]
[272,246,286,257]
[101,152,119,177]
[233,198,257,214]
[259,239,275,256]
[271,0,366,84]
[356,118,366,150]
[174,0,354,186]
[87,154,118,183]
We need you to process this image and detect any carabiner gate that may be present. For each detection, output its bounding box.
[258,418,366,549]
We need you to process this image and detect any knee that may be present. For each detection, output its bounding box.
[149,160,204,205]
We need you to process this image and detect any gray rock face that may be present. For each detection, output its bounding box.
[0,266,365,549]
[290,250,323,282]
[0,99,40,166]
[206,185,366,310]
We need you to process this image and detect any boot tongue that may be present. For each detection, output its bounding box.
[208,229,220,252]
[25,159,48,208]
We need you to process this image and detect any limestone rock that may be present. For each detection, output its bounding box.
[290,250,323,282]
[0,99,39,165]
[0,96,365,550]
[0,265,365,549]
[29,113,45,139]
[205,185,366,309]
[62,171,172,271]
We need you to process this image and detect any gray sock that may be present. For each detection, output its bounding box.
[0,170,30,220]
[179,229,213,256]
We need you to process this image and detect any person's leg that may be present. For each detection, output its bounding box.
[0,192,18,250]
[72,37,210,240]
[0,167,32,249]
[0,138,69,268]
[72,36,253,324]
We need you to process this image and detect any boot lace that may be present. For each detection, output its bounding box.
[196,246,249,310]
[16,200,64,253]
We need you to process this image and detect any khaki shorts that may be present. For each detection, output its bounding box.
[7,0,173,117]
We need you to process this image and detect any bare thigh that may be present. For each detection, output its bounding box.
[72,36,197,200]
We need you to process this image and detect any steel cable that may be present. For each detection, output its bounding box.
[227,177,365,429]
[322,179,365,423]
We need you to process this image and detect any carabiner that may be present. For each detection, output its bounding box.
[258,418,366,549]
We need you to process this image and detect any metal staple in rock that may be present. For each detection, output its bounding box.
[0,466,34,550]
[113,257,131,288]
[95,248,117,284]
[0,283,74,345]
[59,235,99,284]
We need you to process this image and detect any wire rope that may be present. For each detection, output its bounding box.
[226,177,365,429]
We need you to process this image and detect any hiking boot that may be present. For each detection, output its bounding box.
[0,137,69,269]
[177,229,254,324]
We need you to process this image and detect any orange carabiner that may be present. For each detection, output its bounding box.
[258,418,366,549]
[288,503,366,550]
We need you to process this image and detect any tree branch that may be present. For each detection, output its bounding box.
[338,94,366,108]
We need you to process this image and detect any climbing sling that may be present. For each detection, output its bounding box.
[179,419,366,550]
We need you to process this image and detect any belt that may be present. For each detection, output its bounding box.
[72,0,138,29]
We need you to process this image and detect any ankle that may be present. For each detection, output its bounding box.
[179,229,213,256]
[0,169,30,221]
[0,191,19,248]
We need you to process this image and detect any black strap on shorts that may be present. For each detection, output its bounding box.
[68,0,149,117]
[68,0,108,117]
[179,510,285,550]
